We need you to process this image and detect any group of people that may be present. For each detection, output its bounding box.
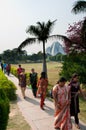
[53,74,86,130]
[0,61,11,75]
[17,64,48,110]
[16,64,86,130]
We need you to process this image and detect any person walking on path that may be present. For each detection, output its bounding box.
[0,61,3,71]
[37,72,48,110]
[19,68,27,99]
[17,64,23,85]
[69,73,86,129]
[52,77,72,130]
[6,63,11,76]
[30,68,38,97]
[3,62,7,73]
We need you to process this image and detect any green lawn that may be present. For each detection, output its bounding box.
[79,97,86,123]
[12,62,62,87]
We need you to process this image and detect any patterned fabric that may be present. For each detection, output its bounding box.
[19,74,26,87]
[37,78,48,108]
[37,78,48,96]
[53,85,72,130]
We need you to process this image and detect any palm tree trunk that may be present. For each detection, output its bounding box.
[42,40,47,77]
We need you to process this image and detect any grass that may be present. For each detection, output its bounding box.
[12,62,62,87]
[7,101,31,130]
[11,62,86,124]
[79,96,86,124]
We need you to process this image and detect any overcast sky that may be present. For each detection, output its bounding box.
[0,0,85,54]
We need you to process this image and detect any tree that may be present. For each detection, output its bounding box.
[1,48,27,63]
[60,18,86,84]
[72,0,86,14]
[64,17,86,53]
[18,20,68,77]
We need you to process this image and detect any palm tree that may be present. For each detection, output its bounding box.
[18,20,56,77]
[72,0,86,14]
[18,20,69,77]
[81,18,86,49]
[71,1,86,52]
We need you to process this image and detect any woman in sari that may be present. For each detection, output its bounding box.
[52,77,72,130]
[37,72,48,110]
[19,68,27,99]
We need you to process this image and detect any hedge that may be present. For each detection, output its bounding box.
[0,88,10,130]
[0,70,17,101]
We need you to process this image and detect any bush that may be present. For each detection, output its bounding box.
[0,88,10,130]
[60,53,86,84]
[0,80,17,101]
[10,67,18,77]
[0,70,17,101]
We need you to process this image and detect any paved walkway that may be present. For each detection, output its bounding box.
[7,74,86,130]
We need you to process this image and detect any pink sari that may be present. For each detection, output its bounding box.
[53,84,72,130]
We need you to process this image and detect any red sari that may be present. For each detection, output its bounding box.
[53,84,72,130]
[37,78,48,109]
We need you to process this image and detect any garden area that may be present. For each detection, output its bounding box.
[0,1,86,129]
[0,60,86,130]
[11,62,86,123]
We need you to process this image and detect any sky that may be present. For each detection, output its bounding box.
[0,0,85,54]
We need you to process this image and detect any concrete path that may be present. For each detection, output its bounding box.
[7,74,86,130]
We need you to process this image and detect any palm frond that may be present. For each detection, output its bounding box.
[45,20,57,35]
[18,38,36,50]
[26,25,40,37]
[48,34,73,44]
[72,0,86,14]
[37,22,45,30]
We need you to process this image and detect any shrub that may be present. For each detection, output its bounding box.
[0,80,17,101]
[0,88,10,130]
[10,67,18,77]
[60,53,86,84]
[0,70,17,101]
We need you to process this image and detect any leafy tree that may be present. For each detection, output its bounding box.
[60,18,86,84]
[1,48,27,63]
[60,53,86,84]
[72,0,86,14]
[64,17,86,53]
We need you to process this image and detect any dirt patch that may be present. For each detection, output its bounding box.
[7,101,31,130]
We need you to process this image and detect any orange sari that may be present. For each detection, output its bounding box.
[53,85,72,130]
[37,78,48,109]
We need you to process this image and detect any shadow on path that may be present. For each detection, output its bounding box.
[71,118,86,130]
[25,97,39,106]
[44,105,54,116]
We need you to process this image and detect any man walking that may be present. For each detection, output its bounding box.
[30,68,38,97]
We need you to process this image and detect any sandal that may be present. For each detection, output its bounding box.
[75,124,80,129]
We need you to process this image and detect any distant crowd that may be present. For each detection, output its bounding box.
[0,61,11,76]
